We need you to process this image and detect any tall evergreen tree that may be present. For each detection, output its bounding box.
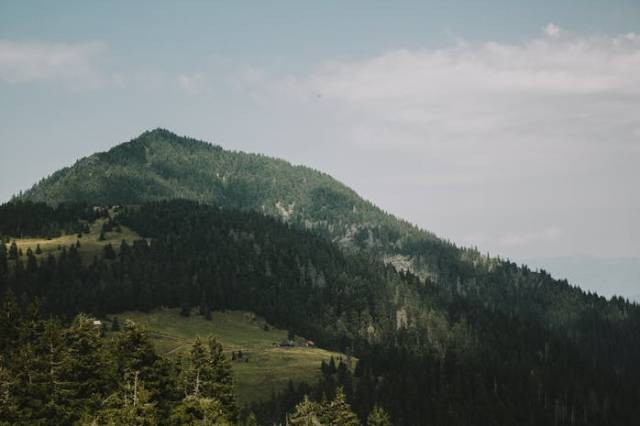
[93,371,158,426]
[288,395,323,426]
[7,242,17,261]
[367,406,392,426]
[58,314,111,419]
[321,387,360,426]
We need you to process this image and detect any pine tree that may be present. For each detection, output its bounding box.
[289,395,323,426]
[0,242,7,294]
[321,387,360,426]
[206,337,236,418]
[94,371,158,426]
[178,337,237,422]
[244,411,258,426]
[180,300,192,317]
[182,337,208,398]
[113,320,177,416]
[8,241,18,260]
[0,290,20,353]
[103,243,116,260]
[26,248,37,273]
[367,406,392,426]
[35,244,42,255]
[0,355,18,424]
[111,317,121,332]
[169,395,232,425]
[58,314,111,417]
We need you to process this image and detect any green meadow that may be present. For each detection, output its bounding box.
[11,217,140,263]
[112,309,350,405]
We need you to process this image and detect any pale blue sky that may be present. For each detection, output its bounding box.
[1,1,640,297]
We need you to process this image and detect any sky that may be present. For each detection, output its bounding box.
[1,1,639,296]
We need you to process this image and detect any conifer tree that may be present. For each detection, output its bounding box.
[288,395,323,426]
[367,406,392,426]
[206,337,236,418]
[59,314,111,417]
[35,244,42,255]
[169,395,232,425]
[111,317,121,332]
[0,242,7,294]
[177,336,237,422]
[0,355,18,424]
[8,241,17,261]
[26,248,37,273]
[244,411,258,426]
[321,387,360,426]
[94,371,158,426]
[103,243,116,260]
[113,320,177,416]
[0,290,20,353]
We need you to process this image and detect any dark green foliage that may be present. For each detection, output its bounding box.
[7,242,17,261]
[102,243,116,259]
[171,337,236,424]
[18,129,437,263]
[0,300,240,425]
[1,195,639,424]
[288,387,360,426]
[368,406,392,426]
[0,200,98,238]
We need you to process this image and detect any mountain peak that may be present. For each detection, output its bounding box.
[132,128,183,146]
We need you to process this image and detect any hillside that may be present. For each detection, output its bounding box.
[3,130,640,424]
[20,129,447,279]
[112,309,349,405]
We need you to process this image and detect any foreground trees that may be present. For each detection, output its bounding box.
[0,304,239,425]
[0,298,390,425]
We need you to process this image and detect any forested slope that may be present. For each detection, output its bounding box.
[18,129,450,277]
[1,200,639,424]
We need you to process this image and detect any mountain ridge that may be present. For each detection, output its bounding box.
[21,128,452,280]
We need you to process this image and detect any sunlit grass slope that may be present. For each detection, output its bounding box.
[114,308,351,405]
[11,217,140,263]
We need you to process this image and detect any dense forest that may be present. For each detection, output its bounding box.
[1,200,639,425]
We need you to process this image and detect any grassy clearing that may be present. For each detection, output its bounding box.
[113,308,350,405]
[11,218,140,263]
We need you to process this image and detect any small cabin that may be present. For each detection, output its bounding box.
[305,340,316,348]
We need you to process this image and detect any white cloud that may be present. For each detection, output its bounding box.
[0,39,110,88]
[260,27,640,257]
[544,22,562,38]
[277,28,640,175]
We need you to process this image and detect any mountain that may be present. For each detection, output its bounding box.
[20,128,450,280]
[16,129,635,332]
[6,129,640,424]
